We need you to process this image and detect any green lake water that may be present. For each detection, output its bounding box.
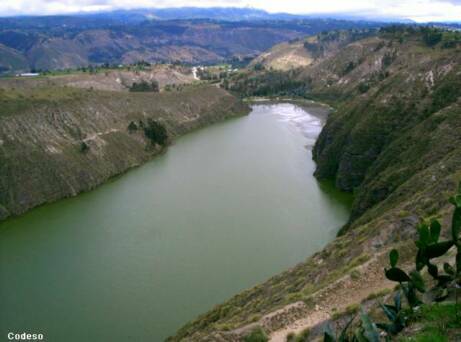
[0,104,352,341]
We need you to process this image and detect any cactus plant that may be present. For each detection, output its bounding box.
[324,183,461,342]
[324,316,355,342]
[376,291,406,335]
[384,249,423,309]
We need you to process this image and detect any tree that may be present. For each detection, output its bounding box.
[143,119,168,146]
[253,63,265,71]
[127,121,138,133]
[129,80,160,92]
[422,28,443,47]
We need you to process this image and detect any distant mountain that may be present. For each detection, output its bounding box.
[0,14,385,74]
[140,7,301,21]
[0,7,415,23]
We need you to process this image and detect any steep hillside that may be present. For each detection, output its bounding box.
[0,43,28,74]
[308,29,461,231]
[250,40,314,71]
[0,80,248,221]
[171,27,461,341]
[0,18,382,74]
[249,30,377,71]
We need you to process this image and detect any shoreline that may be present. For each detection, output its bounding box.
[244,96,332,122]
[0,95,250,224]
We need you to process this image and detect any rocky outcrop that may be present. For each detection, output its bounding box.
[0,85,249,221]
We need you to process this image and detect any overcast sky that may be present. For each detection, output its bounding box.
[1,0,461,22]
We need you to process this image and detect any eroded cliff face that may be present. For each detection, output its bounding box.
[0,84,249,221]
[310,36,461,230]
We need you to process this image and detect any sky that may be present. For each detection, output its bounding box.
[1,0,461,22]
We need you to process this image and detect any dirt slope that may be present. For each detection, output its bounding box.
[0,79,248,221]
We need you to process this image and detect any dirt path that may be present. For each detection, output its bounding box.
[83,128,120,142]
[267,254,395,341]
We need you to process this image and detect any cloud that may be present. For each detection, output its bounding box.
[0,0,460,22]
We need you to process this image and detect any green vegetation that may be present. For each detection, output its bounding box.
[323,185,461,341]
[196,65,237,83]
[129,80,159,92]
[357,82,370,94]
[143,119,168,147]
[399,303,461,341]
[323,309,379,342]
[0,86,86,116]
[253,63,265,71]
[228,70,308,97]
[431,73,461,113]
[304,41,324,58]
[127,121,138,133]
[79,141,89,153]
[421,27,443,47]
[287,328,310,342]
[243,327,268,342]
[380,25,461,48]
[384,183,461,304]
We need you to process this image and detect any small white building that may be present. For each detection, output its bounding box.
[17,73,40,77]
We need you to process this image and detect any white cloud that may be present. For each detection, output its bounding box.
[1,0,460,22]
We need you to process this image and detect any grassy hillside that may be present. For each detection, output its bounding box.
[0,75,248,221]
[0,64,196,92]
[171,27,461,341]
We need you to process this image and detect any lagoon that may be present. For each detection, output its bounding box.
[0,104,351,341]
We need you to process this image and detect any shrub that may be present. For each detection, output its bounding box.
[253,63,265,71]
[358,82,370,94]
[292,328,310,342]
[244,327,268,342]
[422,28,443,47]
[143,119,168,146]
[79,141,89,153]
[286,332,296,342]
[127,121,138,133]
[343,62,355,75]
[129,80,159,92]
[431,74,461,113]
[382,52,396,68]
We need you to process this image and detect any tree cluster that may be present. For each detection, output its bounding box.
[129,80,160,92]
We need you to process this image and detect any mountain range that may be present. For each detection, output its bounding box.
[0,8,390,74]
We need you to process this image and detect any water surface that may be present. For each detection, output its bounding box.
[0,104,352,341]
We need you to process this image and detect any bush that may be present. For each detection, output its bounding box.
[143,119,168,146]
[253,63,265,71]
[127,121,138,133]
[287,328,310,342]
[431,74,461,113]
[244,327,268,342]
[229,70,308,97]
[382,52,396,68]
[79,141,89,153]
[358,82,370,94]
[129,80,159,92]
[421,27,443,47]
